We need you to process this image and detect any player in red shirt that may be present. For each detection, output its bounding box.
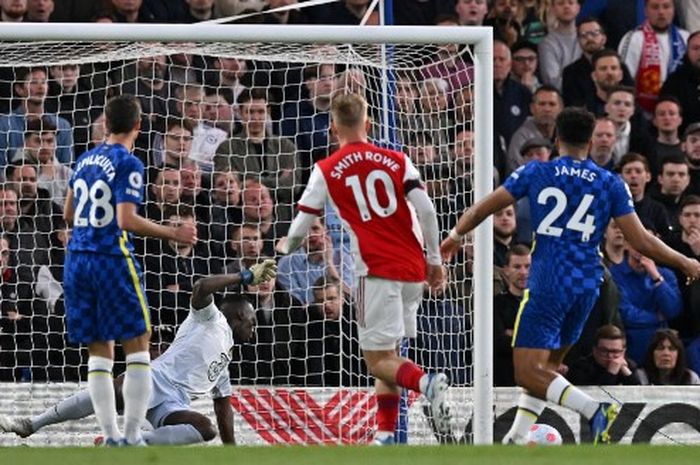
[277,93,451,443]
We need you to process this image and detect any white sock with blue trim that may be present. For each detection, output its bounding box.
[122,351,151,444]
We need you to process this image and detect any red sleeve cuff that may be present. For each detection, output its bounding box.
[297,204,322,215]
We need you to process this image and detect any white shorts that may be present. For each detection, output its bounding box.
[355,276,424,351]
[146,369,191,428]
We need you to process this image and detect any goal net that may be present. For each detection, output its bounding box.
[0,23,492,446]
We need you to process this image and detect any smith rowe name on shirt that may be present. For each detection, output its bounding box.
[554,164,596,182]
[330,150,400,179]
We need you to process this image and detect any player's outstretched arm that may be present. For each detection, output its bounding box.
[190,260,278,309]
[440,187,516,261]
[616,213,700,281]
[116,202,197,244]
[213,396,235,445]
[276,211,318,255]
[406,187,444,291]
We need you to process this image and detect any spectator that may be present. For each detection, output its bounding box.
[406,130,438,167]
[567,324,641,385]
[393,72,419,147]
[649,155,690,227]
[538,0,581,90]
[589,117,617,169]
[238,274,293,385]
[208,170,242,244]
[454,0,487,26]
[494,40,532,181]
[293,276,365,387]
[618,0,689,114]
[424,15,474,97]
[175,84,228,172]
[663,195,700,337]
[0,67,73,167]
[506,85,562,174]
[224,223,264,276]
[636,329,700,385]
[26,0,53,21]
[45,64,102,157]
[203,91,236,134]
[110,0,151,22]
[618,152,671,235]
[563,20,634,110]
[0,0,26,21]
[144,166,181,222]
[650,96,685,176]
[205,57,247,110]
[483,0,522,47]
[277,217,353,306]
[0,177,51,287]
[182,0,215,22]
[609,241,682,364]
[281,63,334,185]
[581,49,627,116]
[144,205,217,325]
[260,0,311,25]
[510,40,540,93]
[604,85,653,164]
[514,137,553,245]
[659,31,700,135]
[577,0,642,50]
[241,178,281,255]
[682,122,700,196]
[120,55,170,163]
[13,118,72,207]
[152,117,195,167]
[179,159,210,224]
[417,77,452,159]
[214,88,299,223]
[493,244,530,386]
[493,204,516,268]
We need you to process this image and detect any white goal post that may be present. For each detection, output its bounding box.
[0,22,493,445]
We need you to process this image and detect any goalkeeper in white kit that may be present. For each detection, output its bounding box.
[0,260,277,446]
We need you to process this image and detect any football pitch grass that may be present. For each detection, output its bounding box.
[2,445,700,465]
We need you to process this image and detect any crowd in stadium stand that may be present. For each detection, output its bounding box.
[0,0,699,389]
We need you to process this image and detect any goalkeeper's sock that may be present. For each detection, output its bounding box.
[33,389,94,432]
[87,356,121,441]
[122,351,152,445]
[142,424,204,445]
[545,374,598,420]
[395,361,425,393]
[376,393,400,435]
[502,393,546,444]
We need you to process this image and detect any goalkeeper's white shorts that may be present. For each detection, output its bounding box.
[355,276,423,351]
[146,369,191,428]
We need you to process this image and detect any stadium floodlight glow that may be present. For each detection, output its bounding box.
[0,22,493,446]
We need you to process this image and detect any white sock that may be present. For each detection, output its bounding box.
[502,393,547,444]
[122,351,152,444]
[142,424,205,445]
[87,356,121,441]
[545,374,598,420]
[32,389,94,432]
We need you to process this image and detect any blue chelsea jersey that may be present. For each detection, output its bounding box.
[503,156,635,294]
[67,143,145,256]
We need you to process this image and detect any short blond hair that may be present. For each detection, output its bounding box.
[331,93,368,128]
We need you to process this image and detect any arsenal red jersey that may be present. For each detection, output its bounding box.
[297,141,426,282]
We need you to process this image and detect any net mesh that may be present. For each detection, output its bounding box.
[0,37,476,445]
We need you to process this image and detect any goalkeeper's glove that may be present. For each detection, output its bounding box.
[241,259,278,286]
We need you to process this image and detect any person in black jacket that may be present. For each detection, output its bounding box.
[568,324,640,386]
[494,244,531,386]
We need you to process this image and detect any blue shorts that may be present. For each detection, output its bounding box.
[64,251,150,344]
[512,288,599,350]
